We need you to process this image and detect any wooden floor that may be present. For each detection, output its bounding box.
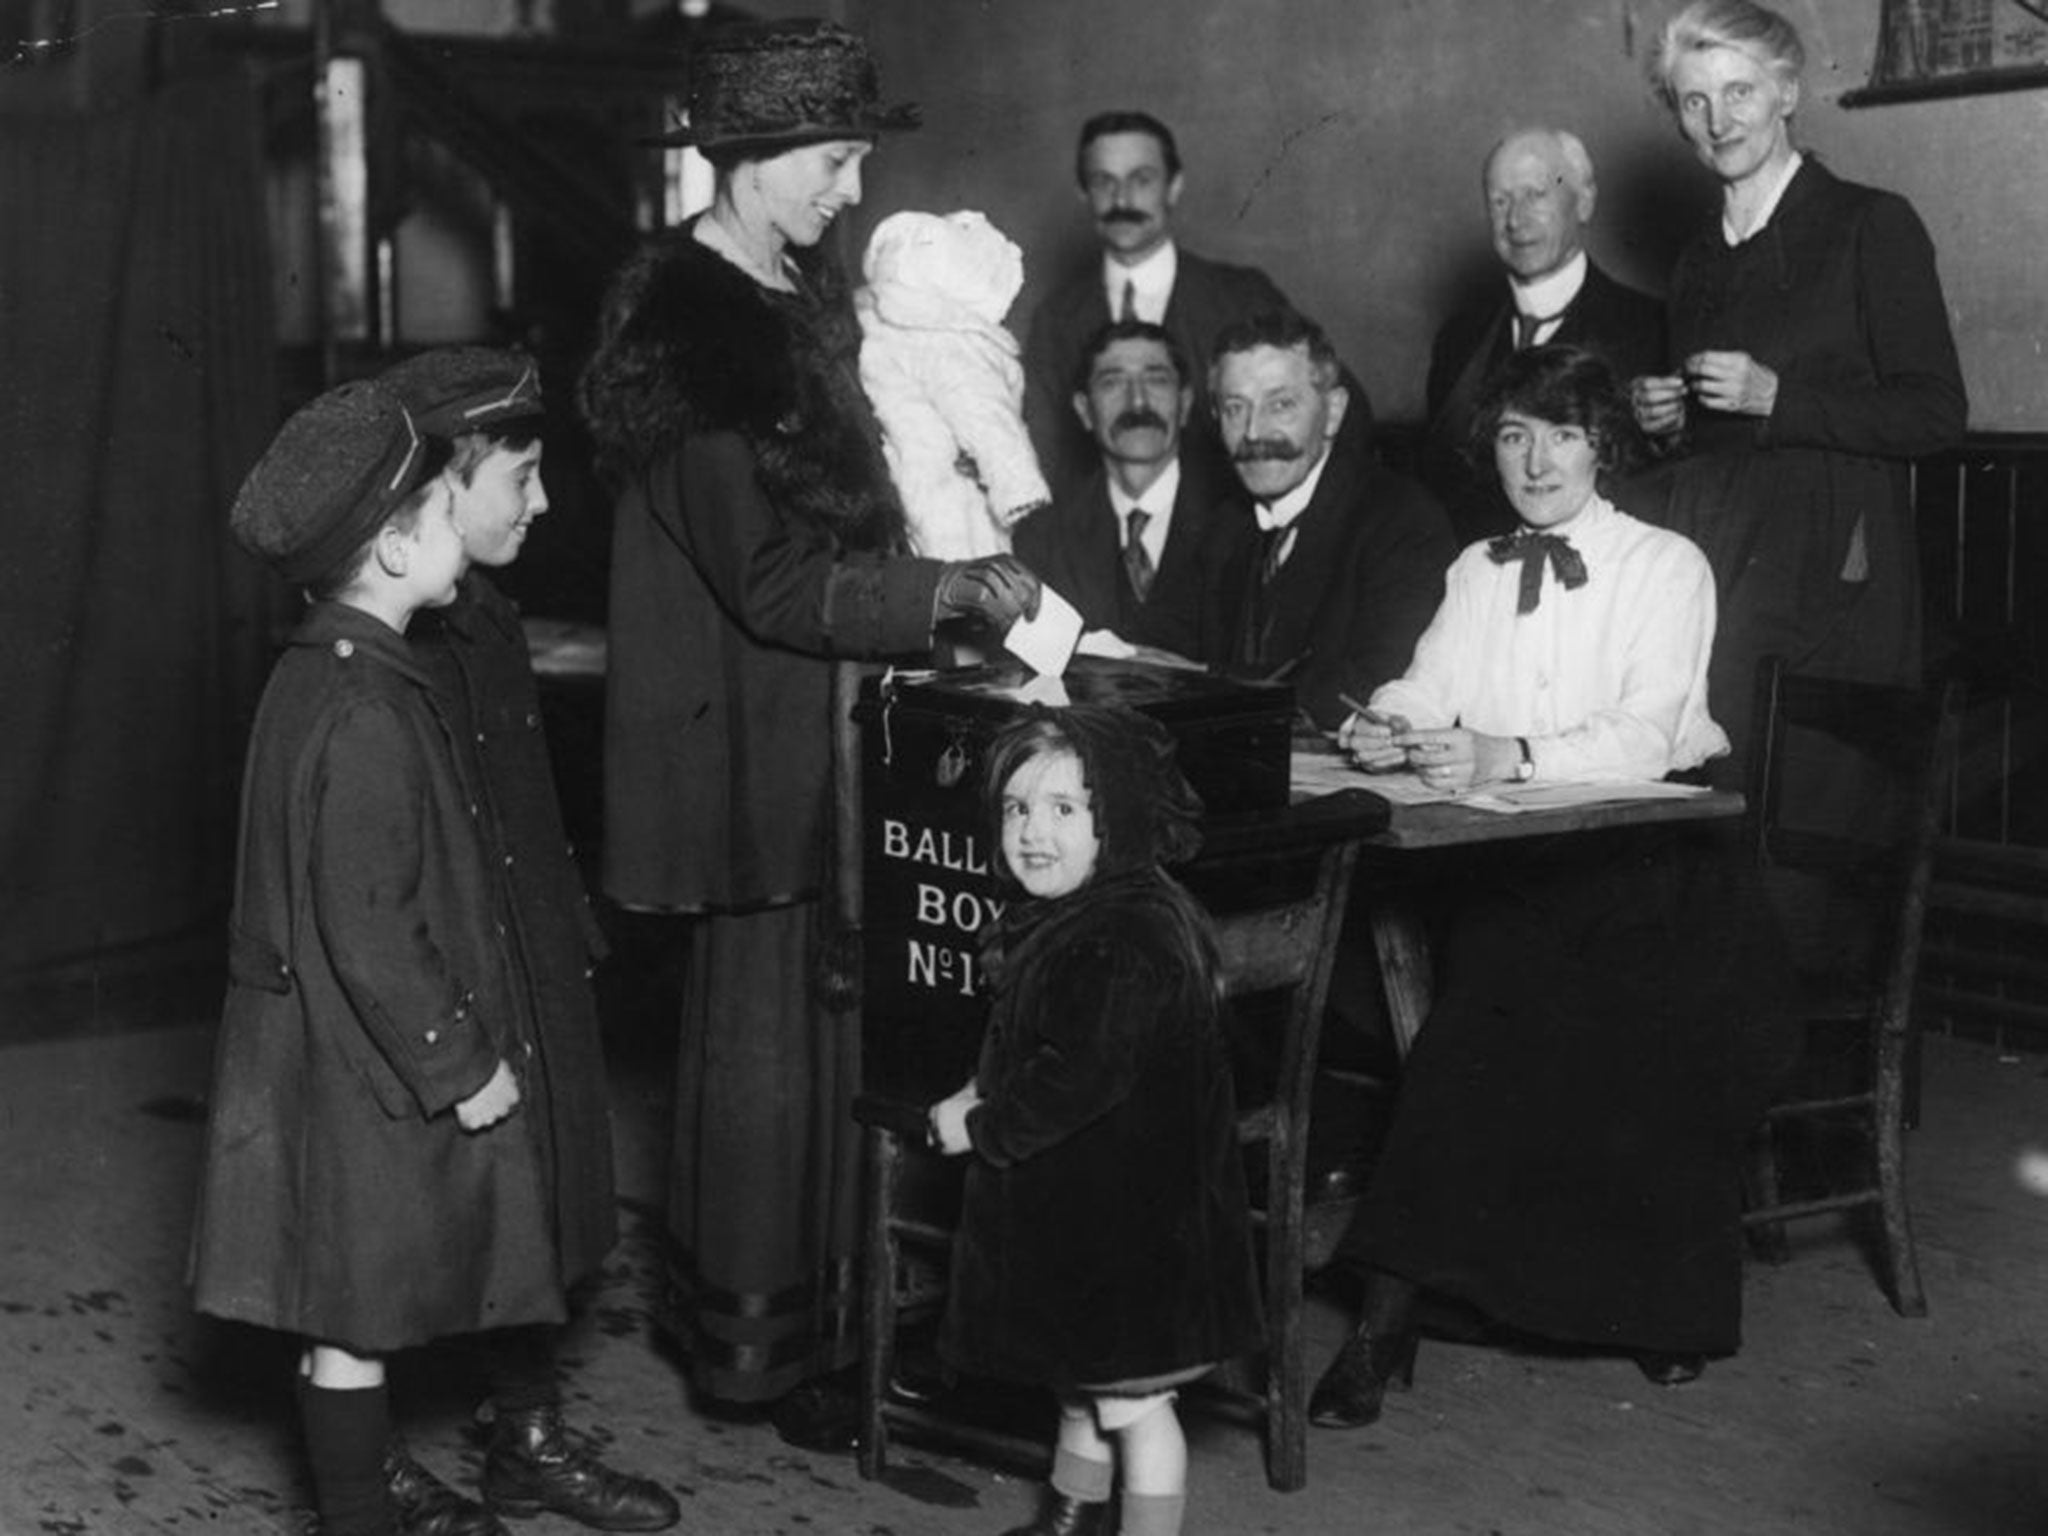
[2,984,2045,1535]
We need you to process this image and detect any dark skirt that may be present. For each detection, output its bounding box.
[1625,443,1921,789]
[1355,828,1795,1357]
[662,900,860,1402]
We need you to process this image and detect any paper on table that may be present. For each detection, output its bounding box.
[1014,673,1071,706]
[1290,749,1715,812]
[1461,779,1714,813]
[1289,752,1458,803]
[1003,585,1084,676]
[1075,628,1136,659]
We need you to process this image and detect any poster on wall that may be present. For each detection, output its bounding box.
[1846,0,2048,104]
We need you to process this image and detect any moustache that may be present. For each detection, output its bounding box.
[1233,438,1304,464]
[1111,407,1170,434]
[1101,208,1149,225]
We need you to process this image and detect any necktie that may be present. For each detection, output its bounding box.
[1513,308,1564,351]
[1259,523,1296,584]
[1119,278,1138,322]
[1123,508,1155,602]
[1487,529,1588,614]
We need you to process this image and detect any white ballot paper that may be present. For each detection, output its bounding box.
[1003,585,1085,676]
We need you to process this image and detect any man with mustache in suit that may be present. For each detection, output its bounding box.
[1014,319,1225,662]
[1193,310,1455,730]
[1022,112,1371,499]
[1419,127,1664,546]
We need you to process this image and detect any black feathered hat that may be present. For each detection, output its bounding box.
[642,18,920,153]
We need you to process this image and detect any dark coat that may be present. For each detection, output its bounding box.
[190,603,563,1354]
[583,225,946,912]
[940,870,1262,1389]
[1633,159,1967,774]
[410,573,617,1290]
[1012,453,1238,660]
[1195,446,1456,728]
[1420,261,1667,545]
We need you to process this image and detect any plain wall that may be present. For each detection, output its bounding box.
[847,0,2048,430]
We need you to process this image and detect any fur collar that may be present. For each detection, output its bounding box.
[579,223,906,549]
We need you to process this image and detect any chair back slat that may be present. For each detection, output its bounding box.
[1214,899,1323,998]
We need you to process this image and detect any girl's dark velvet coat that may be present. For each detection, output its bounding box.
[940,870,1262,1390]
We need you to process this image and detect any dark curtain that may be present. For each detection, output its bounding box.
[0,73,285,976]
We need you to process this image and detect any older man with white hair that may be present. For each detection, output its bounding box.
[1419,127,1665,544]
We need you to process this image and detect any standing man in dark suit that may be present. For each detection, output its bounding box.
[1421,127,1664,545]
[1024,111,1369,497]
[1198,311,1455,730]
[1015,319,1227,661]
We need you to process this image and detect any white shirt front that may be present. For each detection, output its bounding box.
[1723,150,1805,246]
[1508,248,1588,350]
[1250,445,1335,572]
[1369,495,1729,782]
[1108,456,1180,568]
[1103,241,1178,324]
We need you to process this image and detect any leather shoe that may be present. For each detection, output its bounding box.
[1633,1351,1707,1386]
[1001,1490,1113,1536]
[1307,1324,1418,1430]
[769,1378,862,1454]
[481,1405,680,1531]
[384,1441,507,1536]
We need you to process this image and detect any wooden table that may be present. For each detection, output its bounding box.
[1329,784,1749,1056]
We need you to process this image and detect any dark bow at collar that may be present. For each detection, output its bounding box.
[1487,529,1588,614]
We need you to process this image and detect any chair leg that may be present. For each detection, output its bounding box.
[1264,1126,1307,1493]
[1873,1027,1928,1318]
[1743,1122,1791,1264]
[858,1125,902,1479]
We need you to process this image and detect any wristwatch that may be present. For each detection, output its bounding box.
[1512,737,1535,782]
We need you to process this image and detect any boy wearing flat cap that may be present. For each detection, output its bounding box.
[188,376,673,1536]
[383,345,676,1533]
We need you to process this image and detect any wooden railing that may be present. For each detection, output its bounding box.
[1914,435,2048,1050]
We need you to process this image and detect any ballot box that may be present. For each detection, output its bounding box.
[855,659,1294,1105]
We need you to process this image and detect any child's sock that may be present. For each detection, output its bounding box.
[1119,1489,1187,1536]
[300,1380,394,1536]
[1050,1444,1114,1503]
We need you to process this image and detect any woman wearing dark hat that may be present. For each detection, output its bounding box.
[577,19,1039,1443]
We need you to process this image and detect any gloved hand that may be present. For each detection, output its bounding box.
[933,554,1043,631]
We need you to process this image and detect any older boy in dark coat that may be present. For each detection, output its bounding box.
[193,380,550,1536]
[384,347,676,1534]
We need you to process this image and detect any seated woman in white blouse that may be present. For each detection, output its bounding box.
[1345,345,1726,789]
[1310,345,1792,1431]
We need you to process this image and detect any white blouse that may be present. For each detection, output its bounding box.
[1369,495,1729,782]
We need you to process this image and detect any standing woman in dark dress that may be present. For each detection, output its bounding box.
[1632,0,1966,784]
[577,19,1038,1444]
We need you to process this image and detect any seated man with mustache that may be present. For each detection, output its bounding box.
[1015,319,1227,661]
[1192,309,1456,728]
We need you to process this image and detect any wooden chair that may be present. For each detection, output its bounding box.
[853,800,1376,1494]
[1740,656,1962,1317]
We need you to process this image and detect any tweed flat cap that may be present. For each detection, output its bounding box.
[642,18,919,152]
[380,346,544,439]
[230,379,429,588]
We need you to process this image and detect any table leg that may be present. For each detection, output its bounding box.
[1367,900,1432,1057]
